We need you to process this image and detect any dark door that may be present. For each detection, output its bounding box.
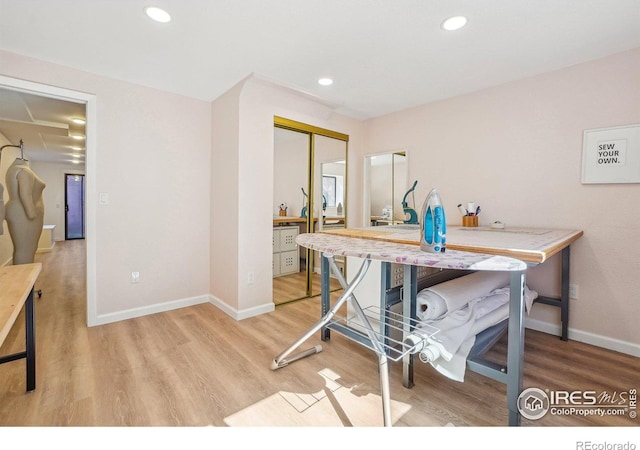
[65,174,85,240]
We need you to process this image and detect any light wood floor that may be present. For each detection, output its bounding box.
[273,268,343,305]
[1,240,638,427]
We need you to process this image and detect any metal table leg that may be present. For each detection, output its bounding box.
[25,287,36,392]
[533,246,571,341]
[0,287,37,392]
[560,246,570,341]
[321,254,331,341]
[506,270,525,426]
[402,264,417,389]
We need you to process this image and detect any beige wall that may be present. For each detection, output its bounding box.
[362,48,640,352]
[1,50,212,324]
[210,81,242,315]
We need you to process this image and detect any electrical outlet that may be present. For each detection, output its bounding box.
[247,271,255,284]
[569,283,578,299]
[131,271,140,283]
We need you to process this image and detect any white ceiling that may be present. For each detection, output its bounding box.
[0,89,86,164]
[1,0,639,162]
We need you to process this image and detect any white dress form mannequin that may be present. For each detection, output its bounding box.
[5,158,46,264]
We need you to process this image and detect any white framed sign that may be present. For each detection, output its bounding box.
[582,124,640,184]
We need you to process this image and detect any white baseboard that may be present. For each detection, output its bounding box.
[208,295,275,320]
[525,317,640,357]
[93,294,210,326]
[92,293,274,326]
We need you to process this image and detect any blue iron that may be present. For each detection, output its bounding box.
[420,188,446,253]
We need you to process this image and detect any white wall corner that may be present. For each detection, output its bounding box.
[208,294,275,320]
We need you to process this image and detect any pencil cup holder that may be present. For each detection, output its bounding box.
[462,216,478,227]
[279,210,286,216]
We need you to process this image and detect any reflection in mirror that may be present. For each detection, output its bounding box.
[313,135,347,298]
[315,134,346,231]
[273,127,309,220]
[273,127,310,305]
[364,151,408,226]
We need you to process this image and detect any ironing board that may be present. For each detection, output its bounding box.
[271,233,527,427]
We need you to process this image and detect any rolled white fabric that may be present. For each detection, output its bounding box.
[418,345,442,363]
[416,290,447,321]
[421,286,534,363]
[416,271,511,319]
[481,285,538,314]
[414,278,539,382]
[421,303,510,381]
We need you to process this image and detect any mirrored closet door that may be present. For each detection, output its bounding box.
[273,117,348,305]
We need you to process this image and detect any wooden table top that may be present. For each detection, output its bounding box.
[0,263,42,346]
[320,225,583,264]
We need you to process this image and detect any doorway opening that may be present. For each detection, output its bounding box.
[65,173,85,239]
[0,75,97,326]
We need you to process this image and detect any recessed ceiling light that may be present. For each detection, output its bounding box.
[144,6,171,23]
[71,117,86,125]
[318,78,333,86]
[441,16,467,31]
